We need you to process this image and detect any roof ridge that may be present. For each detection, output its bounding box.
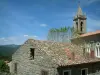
[25,39,72,45]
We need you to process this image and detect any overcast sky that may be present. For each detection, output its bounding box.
[0,0,100,45]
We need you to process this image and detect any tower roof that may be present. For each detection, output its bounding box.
[74,4,86,21]
[74,5,86,20]
[77,5,83,16]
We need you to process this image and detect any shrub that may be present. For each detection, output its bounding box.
[0,60,9,73]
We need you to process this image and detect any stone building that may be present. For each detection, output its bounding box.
[10,5,100,75]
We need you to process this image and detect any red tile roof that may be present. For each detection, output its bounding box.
[80,30,100,37]
[60,57,100,66]
[58,49,100,66]
[64,48,72,59]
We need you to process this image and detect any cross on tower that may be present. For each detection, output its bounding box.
[78,1,80,6]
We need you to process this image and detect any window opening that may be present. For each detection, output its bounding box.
[30,48,35,59]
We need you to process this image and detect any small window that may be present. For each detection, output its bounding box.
[41,70,48,75]
[14,63,17,73]
[63,70,71,75]
[96,42,100,46]
[30,48,35,60]
[81,68,88,75]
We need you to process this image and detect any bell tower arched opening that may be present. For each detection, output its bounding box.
[80,22,83,32]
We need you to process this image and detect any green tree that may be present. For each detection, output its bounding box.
[48,27,70,42]
[0,60,9,73]
[60,26,69,42]
[47,26,81,42]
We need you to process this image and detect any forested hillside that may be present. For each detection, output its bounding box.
[0,44,20,60]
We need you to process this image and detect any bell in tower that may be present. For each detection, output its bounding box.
[73,4,87,35]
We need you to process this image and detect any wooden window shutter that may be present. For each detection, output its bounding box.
[90,50,95,58]
[71,52,75,60]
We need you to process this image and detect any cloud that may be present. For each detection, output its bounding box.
[24,35,38,38]
[24,35,29,37]
[26,35,38,39]
[40,24,47,27]
[33,35,38,38]
[0,35,38,45]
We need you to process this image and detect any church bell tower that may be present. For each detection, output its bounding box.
[73,4,87,35]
